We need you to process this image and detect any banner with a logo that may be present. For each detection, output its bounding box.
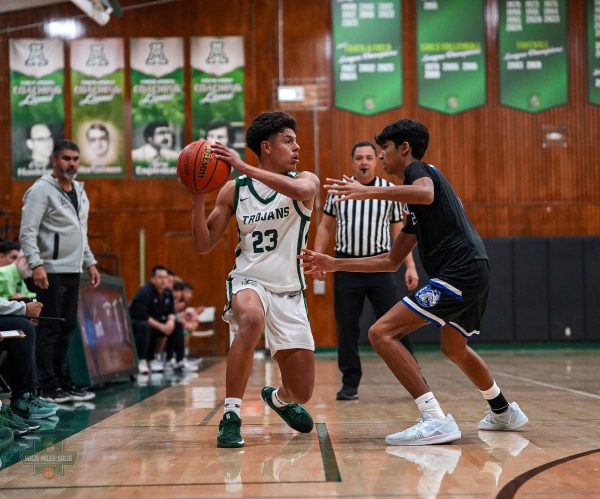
[10,39,65,180]
[417,0,486,114]
[71,38,125,178]
[588,0,600,105]
[332,0,402,115]
[499,0,568,112]
[191,37,245,161]
[130,37,184,178]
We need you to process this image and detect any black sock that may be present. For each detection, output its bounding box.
[487,392,509,414]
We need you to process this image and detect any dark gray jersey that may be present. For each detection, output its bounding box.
[401,161,487,277]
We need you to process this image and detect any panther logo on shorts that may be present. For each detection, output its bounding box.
[415,285,441,308]
[242,278,258,287]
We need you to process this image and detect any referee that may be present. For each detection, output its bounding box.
[314,141,419,400]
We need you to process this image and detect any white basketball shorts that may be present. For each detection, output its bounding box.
[223,276,315,356]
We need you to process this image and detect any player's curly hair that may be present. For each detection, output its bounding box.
[246,111,297,158]
[374,119,429,160]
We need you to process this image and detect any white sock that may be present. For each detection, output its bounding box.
[271,389,288,408]
[415,391,446,421]
[224,397,242,417]
[479,381,501,399]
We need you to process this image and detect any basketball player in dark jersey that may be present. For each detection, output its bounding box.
[300,119,528,446]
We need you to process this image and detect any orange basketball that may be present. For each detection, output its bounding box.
[177,140,231,193]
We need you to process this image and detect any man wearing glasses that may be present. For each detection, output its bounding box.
[26,123,54,170]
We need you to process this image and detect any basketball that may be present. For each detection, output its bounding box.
[177,140,231,193]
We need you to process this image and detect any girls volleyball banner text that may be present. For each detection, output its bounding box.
[130,37,185,178]
[499,0,568,112]
[417,0,486,114]
[10,38,65,180]
[71,38,125,178]
[332,0,402,115]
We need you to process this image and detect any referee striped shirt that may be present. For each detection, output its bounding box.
[323,176,403,257]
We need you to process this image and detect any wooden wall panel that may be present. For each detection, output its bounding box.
[1,0,599,351]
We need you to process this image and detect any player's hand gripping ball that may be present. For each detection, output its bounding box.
[177,140,231,193]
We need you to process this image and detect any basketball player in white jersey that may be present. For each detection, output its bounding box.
[191,112,320,448]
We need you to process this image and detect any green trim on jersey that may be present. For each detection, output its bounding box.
[295,217,308,289]
[233,177,246,263]
[234,177,241,212]
[248,178,277,204]
[292,199,311,222]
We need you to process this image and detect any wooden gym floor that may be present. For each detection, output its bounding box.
[0,348,599,498]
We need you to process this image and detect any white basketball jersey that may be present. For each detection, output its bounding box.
[229,173,312,293]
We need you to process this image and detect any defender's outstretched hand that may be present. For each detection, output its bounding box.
[324,175,370,202]
[298,249,337,275]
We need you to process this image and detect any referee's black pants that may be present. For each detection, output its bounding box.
[334,270,414,391]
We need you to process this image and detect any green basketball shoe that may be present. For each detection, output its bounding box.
[261,386,314,433]
[217,411,245,448]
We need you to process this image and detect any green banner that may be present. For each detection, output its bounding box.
[191,36,245,161]
[588,0,600,105]
[71,38,125,178]
[332,0,402,115]
[130,37,184,178]
[417,0,486,114]
[499,0,568,112]
[10,39,65,180]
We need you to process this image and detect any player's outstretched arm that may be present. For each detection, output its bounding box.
[211,142,319,202]
[191,180,235,254]
[391,221,419,290]
[313,213,336,254]
[300,232,417,275]
[325,175,434,204]
[245,167,319,203]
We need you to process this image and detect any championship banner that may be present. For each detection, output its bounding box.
[588,0,600,105]
[417,0,486,114]
[71,38,125,178]
[10,38,65,180]
[332,0,402,115]
[499,0,568,112]
[191,36,245,161]
[130,37,184,178]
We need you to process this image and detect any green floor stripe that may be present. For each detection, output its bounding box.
[199,399,224,426]
[0,361,218,472]
[316,422,341,482]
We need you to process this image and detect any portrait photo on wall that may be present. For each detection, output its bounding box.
[11,122,64,179]
[131,120,182,177]
[76,121,125,177]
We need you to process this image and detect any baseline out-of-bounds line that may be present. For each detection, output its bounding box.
[495,371,600,400]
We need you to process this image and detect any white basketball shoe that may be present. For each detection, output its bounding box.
[385,413,461,446]
[478,402,528,431]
